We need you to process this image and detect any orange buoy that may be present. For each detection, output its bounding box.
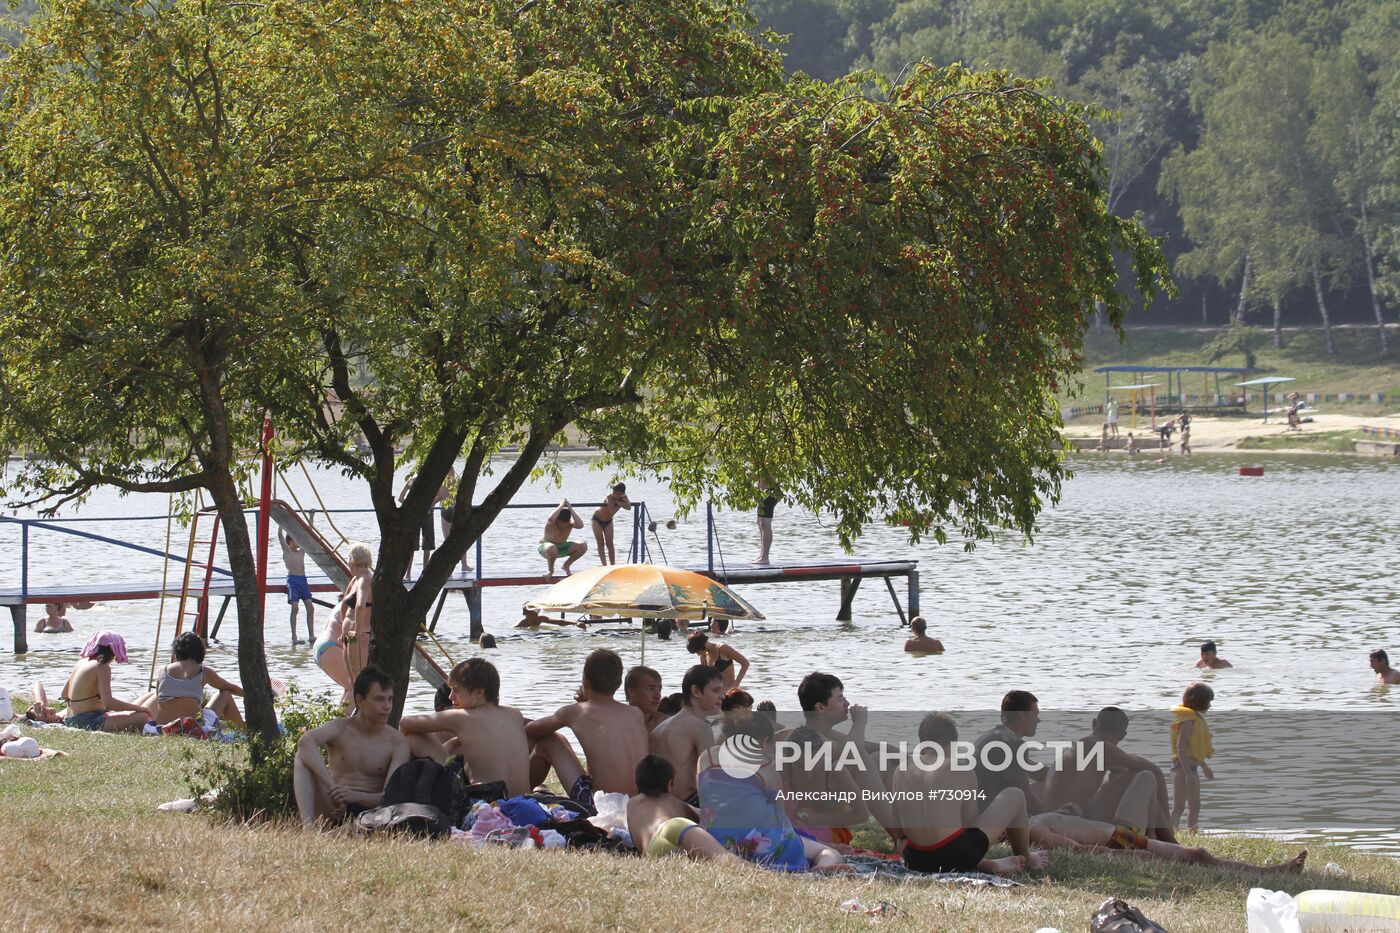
[1239,466,1264,477]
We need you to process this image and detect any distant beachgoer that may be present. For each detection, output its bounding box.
[398,658,530,798]
[1170,682,1215,832]
[478,633,496,650]
[1179,414,1192,455]
[1195,641,1232,669]
[314,543,373,705]
[1370,649,1400,685]
[1106,397,1120,437]
[649,665,723,805]
[709,618,733,636]
[754,480,779,565]
[1125,433,1138,457]
[1156,419,1176,450]
[627,755,743,863]
[591,482,632,566]
[438,467,472,575]
[1287,392,1302,430]
[893,713,1047,875]
[136,631,245,729]
[34,602,72,634]
[1097,423,1110,454]
[904,616,944,654]
[539,499,586,578]
[279,529,315,646]
[293,667,409,826]
[526,648,649,800]
[397,471,451,579]
[686,631,749,690]
[59,632,150,732]
[625,666,666,734]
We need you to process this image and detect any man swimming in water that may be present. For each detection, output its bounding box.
[1196,641,1233,669]
[903,616,944,654]
[539,498,586,578]
[1370,649,1400,685]
[591,482,632,565]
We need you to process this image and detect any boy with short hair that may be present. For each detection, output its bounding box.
[624,665,665,733]
[627,755,743,862]
[279,529,315,645]
[527,648,649,801]
[649,665,723,804]
[399,657,531,798]
[1196,641,1232,669]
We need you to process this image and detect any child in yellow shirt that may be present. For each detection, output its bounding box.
[1170,682,1215,831]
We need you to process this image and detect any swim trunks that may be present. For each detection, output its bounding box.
[286,574,312,603]
[757,496,778,519]
[647,817,698,857]
[64,710,107,731]
[902,828,990,873]
[539,540,573,558]
[569,773,594,808]
[1107,823,1150,851]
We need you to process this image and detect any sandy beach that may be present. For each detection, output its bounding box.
[1063,410,1400,453]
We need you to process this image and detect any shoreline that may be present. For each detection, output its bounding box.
[1062,410,1400,455]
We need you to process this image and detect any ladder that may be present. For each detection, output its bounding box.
[150,490,222,687]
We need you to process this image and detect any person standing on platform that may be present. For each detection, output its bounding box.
[397,471,451,580]
[279,529,315,646]
[591,482,632,565]
[538,499,587,578]
[754,480,778,566]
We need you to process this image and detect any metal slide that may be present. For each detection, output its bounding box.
[266,499,447,688]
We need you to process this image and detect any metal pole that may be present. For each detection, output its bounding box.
[907,569,920,617]
[21,521,29,601]
[707,503,714,574]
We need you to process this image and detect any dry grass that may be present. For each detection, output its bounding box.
[5,728,1400,932]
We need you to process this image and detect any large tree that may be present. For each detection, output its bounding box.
[1,0,1167,720]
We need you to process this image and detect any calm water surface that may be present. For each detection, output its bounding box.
[4,452,1398,851]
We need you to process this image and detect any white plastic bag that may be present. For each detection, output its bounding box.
[0,686,13,721]
[1247,888,1301,933]
[587,791,630,833]
[2,736,40,758]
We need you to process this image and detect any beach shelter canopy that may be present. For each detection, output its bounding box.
[525,563,764,621]
[1235,377,1295,387]
[1107,383,1161,391]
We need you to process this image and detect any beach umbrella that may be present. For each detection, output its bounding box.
[525,563,763,663]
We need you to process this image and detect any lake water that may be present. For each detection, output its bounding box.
[4,452,1398,852]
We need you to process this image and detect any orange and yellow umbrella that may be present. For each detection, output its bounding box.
[525,563,764,621]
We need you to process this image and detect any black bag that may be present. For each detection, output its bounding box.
[355,803,450,839]
[382,758,457,815]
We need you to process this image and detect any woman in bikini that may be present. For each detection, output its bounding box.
[135,631,244,730]
[686,631,749,690]
[314,542,374,706]
[591,482,632,565]
[60,631,150,732]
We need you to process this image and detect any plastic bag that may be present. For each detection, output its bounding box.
[1090,898,1168,933]
[588,791,630,833]
[1246,889,1301,933]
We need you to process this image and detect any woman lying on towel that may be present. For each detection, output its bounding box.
[60,632,151,732]
[136,632,245,732]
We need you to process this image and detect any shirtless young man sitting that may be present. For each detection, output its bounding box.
[294,667,410,827]
[591,482,632,566]
[649,665,722,805]
[903,616,944,654]
[527,648,649,803]
[893,713,1048,875]
[398,658,531,798]
[1043,707,1177,843]
[625,665,666,734]
[627,754,742,863]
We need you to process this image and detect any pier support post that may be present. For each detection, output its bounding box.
[464,585,483,641]
[10,605,26,654]
[836,577,861,621]
[906,570,920,620]
[429,590,449,634]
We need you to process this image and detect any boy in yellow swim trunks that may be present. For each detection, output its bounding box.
[1170,682,1215,832]
[626,755,743,863]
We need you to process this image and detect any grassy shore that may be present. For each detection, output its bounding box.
[6,728,1400,932]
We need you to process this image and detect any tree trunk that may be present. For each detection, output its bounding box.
[1310,259,1335,355]
[1201,292,1208,325]
[1358,204,1389,357]
[1272,297,1282,349]
[1235,255,1251,325]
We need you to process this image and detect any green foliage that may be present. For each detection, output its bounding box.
[1203,323,1261,370]
[183,688,340,823]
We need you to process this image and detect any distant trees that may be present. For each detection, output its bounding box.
[747,0,1400,349]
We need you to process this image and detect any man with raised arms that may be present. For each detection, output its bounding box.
[625,665,666,734]
[294,667,410,827]
[398,657,531,798]
[1043,706,1177,843]
[893,713,1048,875]
[648,665,723,805]
[527,648,649,802]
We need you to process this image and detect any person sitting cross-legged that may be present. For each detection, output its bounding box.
[294,667,409,827]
